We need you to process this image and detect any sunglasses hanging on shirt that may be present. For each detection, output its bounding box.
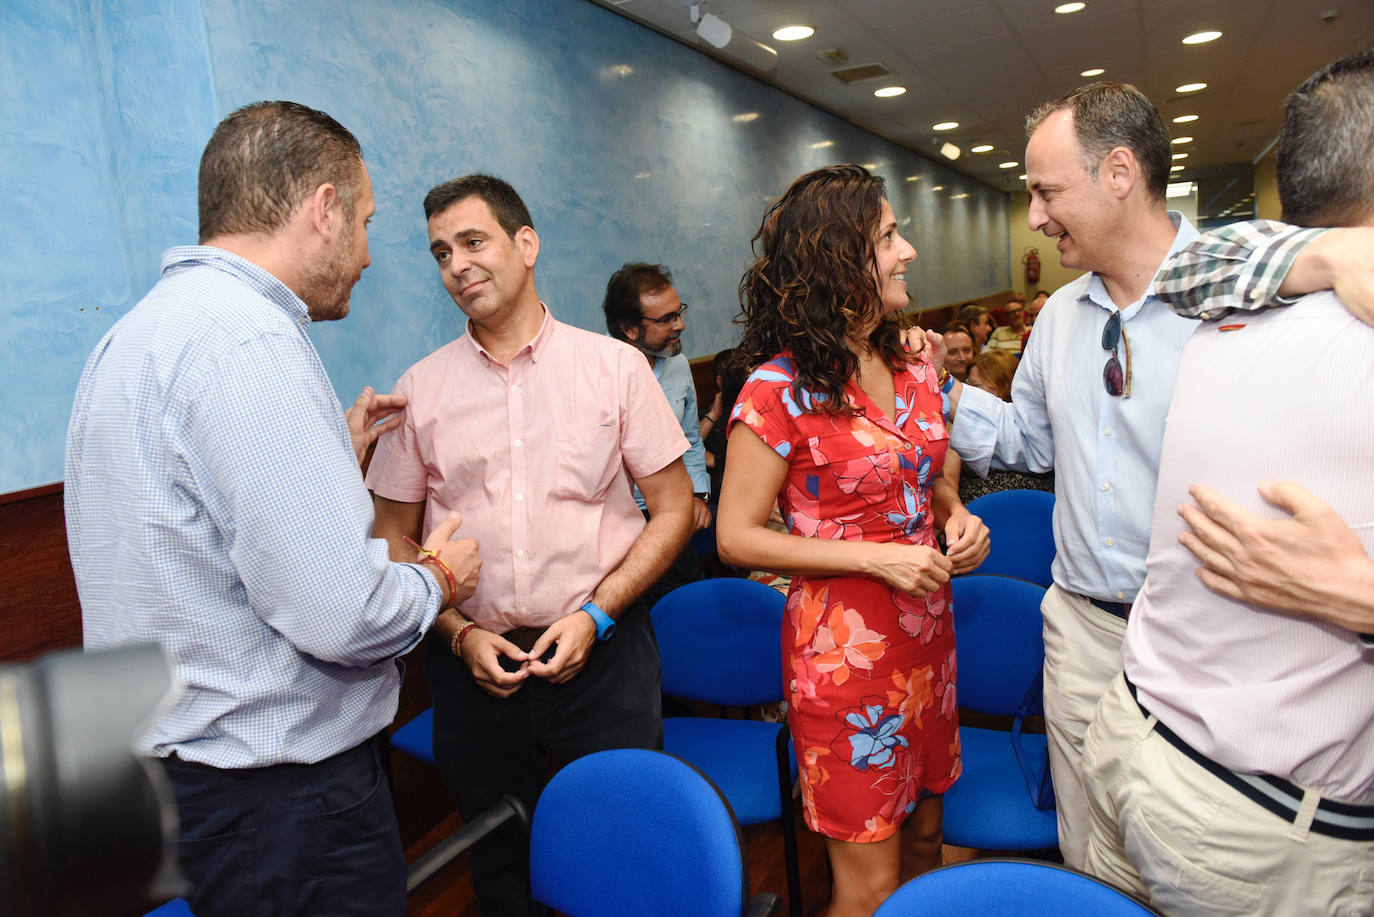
[1101,310,1132,398]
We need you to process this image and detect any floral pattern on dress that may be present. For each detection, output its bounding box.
[733,351,960,843]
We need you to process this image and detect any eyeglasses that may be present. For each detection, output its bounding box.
[642,302,688,326]
[1101,310,1132,398]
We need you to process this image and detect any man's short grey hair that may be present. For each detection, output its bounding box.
[1277,48,1374,227]
[1026,82,1170,202]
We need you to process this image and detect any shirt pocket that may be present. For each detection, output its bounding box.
[554,434,622,502]
[806,429,896,507]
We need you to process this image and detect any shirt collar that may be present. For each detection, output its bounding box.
[1080,211,1199,316]
[161,245,311,327]
[462,302,556,363]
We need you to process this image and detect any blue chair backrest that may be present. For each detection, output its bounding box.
[873,858,1161,915]
[530,748,748,917]
[651,578,786,706]
[966,489,1056,587]
[950,575,1047,716]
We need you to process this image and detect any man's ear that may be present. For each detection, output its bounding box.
[1102,147,1137,200]
[515,225,540,268]
[307,182,343,240]
[623,322,642,343]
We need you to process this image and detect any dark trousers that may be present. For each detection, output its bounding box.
[161,734,405,917]
[427,602,662,917]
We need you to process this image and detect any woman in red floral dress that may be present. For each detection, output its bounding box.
[717,164,989,917]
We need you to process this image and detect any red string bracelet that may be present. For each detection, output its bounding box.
[404,536,457,607]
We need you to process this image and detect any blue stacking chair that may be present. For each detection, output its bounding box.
[965,489,1056,587]
[651,578,802,917]
[530,748,781,917]
[143,900,195,916]
[390,706,435,764]
[941,575,1059,852]
[873,858,1162,916]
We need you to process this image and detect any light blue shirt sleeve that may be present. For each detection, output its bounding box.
[648,353,709,499]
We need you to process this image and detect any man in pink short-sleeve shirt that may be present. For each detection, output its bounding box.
[367,174,692,916]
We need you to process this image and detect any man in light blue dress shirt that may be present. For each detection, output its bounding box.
[942,83,1199,868]
[603,263,712,604]
[65,101,481,916]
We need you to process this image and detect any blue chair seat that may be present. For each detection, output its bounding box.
[144,899,195,916]
[942,727,1058,850]
[390,707,435,764]
[874,858,1161,916]
[664,718,797,825]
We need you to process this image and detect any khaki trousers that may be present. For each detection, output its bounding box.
[1041,584,1128,868]
[1083,674,1374,916]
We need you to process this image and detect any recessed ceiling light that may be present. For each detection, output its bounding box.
[1172,152,1189,160]
[731,112,760,123]
[1054,2,1086,13]
[1018,174,1027,180]
[931,185,945,191]
[999,161,1020,169]
[772,25,815,41]
[875,86,907,98]
[861,162,878,170]
[810,140,834,149]
[933,121,959,131]
[970,144,995,153]
[1080,67,1105,77]
[1176,82,1208,93]
[951,193,970,200]
[906,175,921,182]
[1171,164,1185,172]
[940,142,961,160]
[1171,136,1193,144]
[1182,30,1222,44]
[1173,114,1199,123]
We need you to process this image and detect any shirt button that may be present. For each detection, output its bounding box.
[1105,537,1115,547]
[1116,591,1126,600]
[511,384,521,392]
[516,549,526,558]
[513,439,522,447]
[1103,427,1112,436]
[1246,287,1259,301]
[1101,482,1111,491]
[515,493,525,502]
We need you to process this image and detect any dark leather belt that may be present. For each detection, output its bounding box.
[501,626,549,653]
[1123,673,1374,841]
[1086,596,1131,619]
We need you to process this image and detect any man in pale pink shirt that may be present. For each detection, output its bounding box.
[367,174,693,916]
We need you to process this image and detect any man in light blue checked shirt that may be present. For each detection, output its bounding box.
[65,101,481,916]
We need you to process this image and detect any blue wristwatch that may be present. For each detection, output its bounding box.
[581,601,616,641]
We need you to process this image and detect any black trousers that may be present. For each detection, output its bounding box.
[427,602,662,917]
[161,734,405,917]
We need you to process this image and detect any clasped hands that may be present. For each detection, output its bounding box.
[457,606,600,699]
[870,511,990,596]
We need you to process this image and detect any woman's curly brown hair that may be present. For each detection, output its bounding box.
[736,163,907,415]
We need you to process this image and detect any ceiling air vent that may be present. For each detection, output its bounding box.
[816,48,848,65]
[830,62,893,84]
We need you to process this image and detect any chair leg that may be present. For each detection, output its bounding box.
[775,727,803,917]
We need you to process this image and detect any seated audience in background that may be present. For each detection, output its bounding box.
[985,299,1028,352]
[941,322,977,381]
[943,350,1054,505]
[1081,48,1374,917]
[717,163,988,917]
[954,303,994,351]
[1028,289,1050,323]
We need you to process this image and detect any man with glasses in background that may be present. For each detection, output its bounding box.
[603,262,713,604]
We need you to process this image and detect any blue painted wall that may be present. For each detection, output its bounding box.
[1,0,1009,492]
